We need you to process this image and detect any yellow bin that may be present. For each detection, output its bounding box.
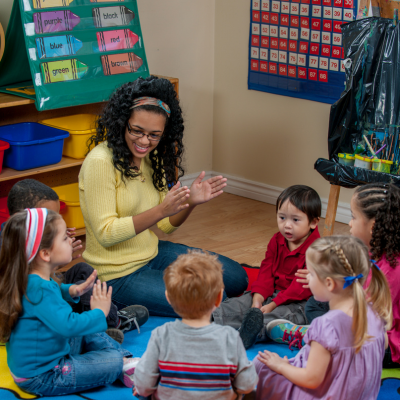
[53,183,85,229]
[39,114,98,159]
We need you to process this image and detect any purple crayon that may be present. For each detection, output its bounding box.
[34,10,80,34]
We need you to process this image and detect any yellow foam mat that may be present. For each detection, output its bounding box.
[0,345,38,399]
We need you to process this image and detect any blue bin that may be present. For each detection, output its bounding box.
[0,123,69,171]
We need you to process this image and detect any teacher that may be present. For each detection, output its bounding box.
[79,76,248,317]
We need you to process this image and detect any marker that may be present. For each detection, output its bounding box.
[36,35,82,58]
[92,6,135,28]
[41,59,88,84]
[97,29,139,52]
[34,11,80,34]
[101,52,143,75]
[33,0,74,10]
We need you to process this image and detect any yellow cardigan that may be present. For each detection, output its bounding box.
[78,142,177,281]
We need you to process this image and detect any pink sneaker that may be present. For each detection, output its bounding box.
[122,357,140,388]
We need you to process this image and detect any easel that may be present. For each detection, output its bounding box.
[323,185,341,236]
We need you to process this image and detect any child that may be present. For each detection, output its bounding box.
[132,251,258,400]
[269,183,400,368]
[255,236,392,400]
[212,185,321,349]
[2,179,149,344]
[0,209,139,396]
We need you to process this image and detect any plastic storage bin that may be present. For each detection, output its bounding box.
[0,123,69,171]
[354,155,372,170]
[0,140,10,173]
[0,196,66,227]
[39,114,98,159]
[372,159,393,174]
[338,153,355,166]
[52,183,85,229]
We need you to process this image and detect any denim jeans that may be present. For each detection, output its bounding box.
[16,332,131,396]
[108,240,248,317]
[304,296,330,324]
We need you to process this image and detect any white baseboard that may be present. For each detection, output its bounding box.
[179,171,351,224]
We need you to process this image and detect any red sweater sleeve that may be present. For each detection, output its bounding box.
[273,262,312,306]
[251,235,277,300]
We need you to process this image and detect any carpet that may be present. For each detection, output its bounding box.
[1,317,399,399]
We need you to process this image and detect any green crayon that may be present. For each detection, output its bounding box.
[41,59,88,84]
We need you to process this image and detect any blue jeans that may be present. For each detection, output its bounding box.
[109,240,248,317]
[305,296,330,324]
[16,332,131,396]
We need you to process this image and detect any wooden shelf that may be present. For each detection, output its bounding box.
[0,92,35,109]
[0,156,84,182]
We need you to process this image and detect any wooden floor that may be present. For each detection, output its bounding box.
[71,193,349,268]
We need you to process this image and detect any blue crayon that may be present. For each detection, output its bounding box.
[36,35,82,59]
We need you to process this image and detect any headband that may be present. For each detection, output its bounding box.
[130,97,171,116]
[343,273,363,289]
[25,208,48,264]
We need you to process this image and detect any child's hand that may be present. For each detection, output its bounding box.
[90,280,112,317]
[251,293,264,309]
[67,228,83,260]
[133,388,138,396]
[71,237,83,260]
[257,350,289,374]
[295,269,310,289]
[260,301,277,314]
[69,270,97,298]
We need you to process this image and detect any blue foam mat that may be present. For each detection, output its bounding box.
[1,317,398,399]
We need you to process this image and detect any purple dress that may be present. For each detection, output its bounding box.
[255,307,385,400]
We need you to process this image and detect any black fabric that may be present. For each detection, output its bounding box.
[314,158,400,189]
[383,346,400,369]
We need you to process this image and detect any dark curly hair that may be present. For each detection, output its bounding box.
[88,76,184,191]
[354,183,400,267]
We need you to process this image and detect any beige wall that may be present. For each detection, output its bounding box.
[137,0,215,174]
[213,0,353,203]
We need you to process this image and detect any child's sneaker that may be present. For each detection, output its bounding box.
[239,308,264,349]
[121,357,141,388]
[106,328,124,344]
[117,305,149,334]
[266,319,309,350]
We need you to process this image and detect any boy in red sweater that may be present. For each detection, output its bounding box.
[213,185,321,349]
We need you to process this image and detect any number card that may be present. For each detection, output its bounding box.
[248,0,355,103]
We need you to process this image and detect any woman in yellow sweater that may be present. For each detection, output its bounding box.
[79,76,248,316]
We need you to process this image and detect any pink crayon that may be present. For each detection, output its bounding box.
[34,10,80,34]
[96,29,139,52]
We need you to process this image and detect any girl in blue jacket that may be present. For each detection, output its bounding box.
[0,208,138,396]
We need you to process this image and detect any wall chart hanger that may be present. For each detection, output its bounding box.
[0,0,149,111]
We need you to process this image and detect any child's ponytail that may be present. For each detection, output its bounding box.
[352,280,369,353]
[366,262,392,331]
[335,245,369,353]
[0,212,30,343]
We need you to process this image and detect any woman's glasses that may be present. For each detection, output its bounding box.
[126,122,162,142]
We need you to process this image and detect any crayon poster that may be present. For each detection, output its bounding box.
[0,0,149,111]
[248,0,357,104]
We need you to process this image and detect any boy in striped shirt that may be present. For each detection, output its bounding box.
[133,251,258,399]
